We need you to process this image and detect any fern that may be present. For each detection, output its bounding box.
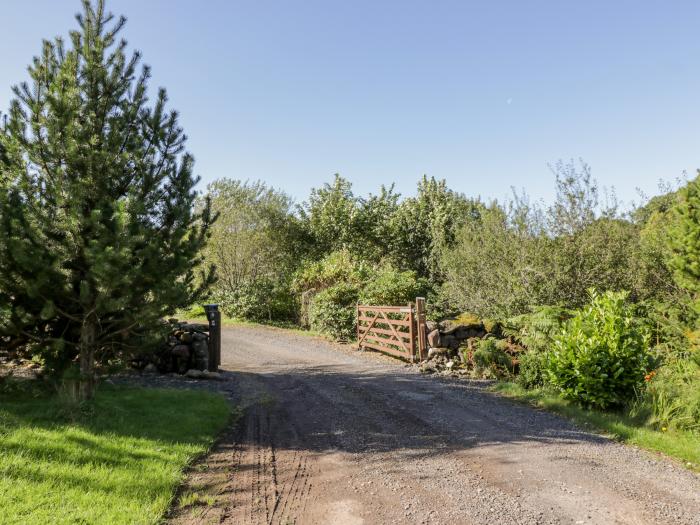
[503,305,571,353]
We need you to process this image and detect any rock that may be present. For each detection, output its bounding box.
[467,328,487,339]
[180,323,210,332]
[426,320,438,332]
[191,337,209,371]
[446,326,476,340]
[180,332,193,344]
[441,318,483,334]
[202,371,222,380]
[428,347,450,358]
[482,318,502,336]
[420,361,437,374]
[441,334,461,351]
[143,363,158,374]
[427,329,441,349]
[171,344,190,358]
[185,369,203,379]
[445,360,455,370]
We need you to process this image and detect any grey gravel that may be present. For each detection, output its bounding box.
[135,325,700,525]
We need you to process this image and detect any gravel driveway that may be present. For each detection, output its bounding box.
[167,325,700,525]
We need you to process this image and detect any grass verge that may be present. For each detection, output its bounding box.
[176,306,325,338]
[491,382,700,471]
[0,381,230,524]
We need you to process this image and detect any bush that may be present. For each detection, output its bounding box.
[295,252,430,341]
[517,351,548,389]
[472,338,513,378]
[308,283,360,341]
[639,357,700,432]
[547,290,652,409]
[214,279,295,322]
[503,305,571,353]
[359,266,429,306]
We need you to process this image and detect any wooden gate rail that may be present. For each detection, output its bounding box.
[357,300,426,361]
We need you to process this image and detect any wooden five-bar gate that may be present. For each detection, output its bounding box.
[356,297,428,362]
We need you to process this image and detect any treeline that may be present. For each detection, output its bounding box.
[200,174,475,337]
[200,160,681,329]
[200,161,700,431]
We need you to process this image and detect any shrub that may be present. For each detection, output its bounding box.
[640,298,698,358]
[293,250,369,294]
[503,305,572,353]
[640,357,700,431]
[308,283,360,341]
[359,267,428,306]
[547,290,652,409]
[517,351,548,389]
[214,279,295,322]
[296,254,429,341]
[473,338,513,378]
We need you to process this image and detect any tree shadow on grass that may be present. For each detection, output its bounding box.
[0,383,230,510]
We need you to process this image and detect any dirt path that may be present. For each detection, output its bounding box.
[168,325,700,525]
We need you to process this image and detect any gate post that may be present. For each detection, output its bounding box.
[204,304,221,371]
[356,303,361,350]
[415,297,427,361]
[408,302,415,362]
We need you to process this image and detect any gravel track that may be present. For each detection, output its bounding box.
[167,325,700,525]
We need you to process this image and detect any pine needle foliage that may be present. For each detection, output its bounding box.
[669,172,700,311]
[0,0,214,398]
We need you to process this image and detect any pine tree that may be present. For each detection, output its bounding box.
[0,0,214,399]
[669,173,700,301]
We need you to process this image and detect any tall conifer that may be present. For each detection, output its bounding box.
[0,0,214,398]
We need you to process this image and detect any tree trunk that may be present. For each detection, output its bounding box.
[79,315,97,400]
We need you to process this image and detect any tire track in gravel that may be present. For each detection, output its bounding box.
[167,325,700,525]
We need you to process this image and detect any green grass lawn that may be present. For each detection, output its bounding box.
[491,382,700,471]
[0,382,231,525]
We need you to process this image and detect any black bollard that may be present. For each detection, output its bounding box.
[203,304,221,372]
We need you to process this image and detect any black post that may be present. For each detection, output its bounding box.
[204,304,221,372]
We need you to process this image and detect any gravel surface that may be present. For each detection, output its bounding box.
[160,325,700,525]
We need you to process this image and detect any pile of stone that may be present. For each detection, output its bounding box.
[0,354,42,380]
[136,319,221,380]
[419,316,519,377]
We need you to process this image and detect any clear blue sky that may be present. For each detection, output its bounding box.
[2,1,700,206]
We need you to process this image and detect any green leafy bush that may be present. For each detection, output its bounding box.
[503,305,571,353]
[639,357,700,431]
[547,290,652,409]
[359,267,429,306]
[293,250,369,294]
[215,279,295,322]
[295,251,429,340]
[472,338,513,378]
[517,351,548,389]
[308,283,360,340]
